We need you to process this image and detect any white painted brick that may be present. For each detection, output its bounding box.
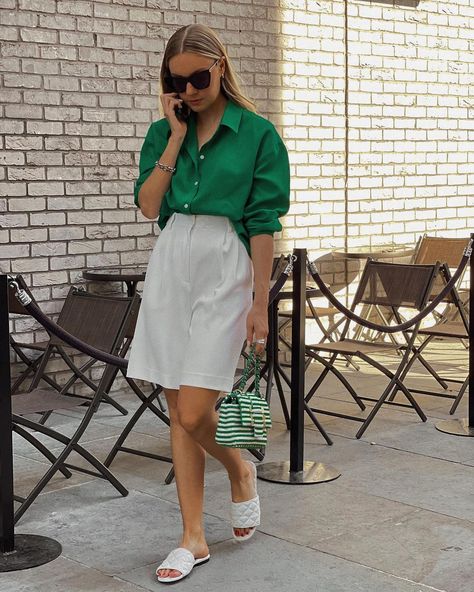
[49,227,84,241]
[44,76,80,91]
[0,152,25,165]
[0,243,30,258]
[9,168,46,181]
[26,218,67,239]
[18,29,55,48]
[77,17,112,33]
[12,258,49,273]
[27,182,65,197]
[4,73,43,88]
[103,238,135,251]
[103,210,137,224]
[57,0,93,16]
[48,196,82,210]
[82,138,117,151]
[32,271,69,286]
[97,34,131,50]
[50,255,86,270]
[27,122,64,135]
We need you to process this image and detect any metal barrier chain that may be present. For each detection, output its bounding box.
[7,254,294,369]
[306,239,472,334]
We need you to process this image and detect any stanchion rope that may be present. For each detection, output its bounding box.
[306,240,472,334]
[7,254,294,369]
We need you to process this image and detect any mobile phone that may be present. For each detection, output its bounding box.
[175,103,190,122]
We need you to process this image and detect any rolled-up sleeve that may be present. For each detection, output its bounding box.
[243,126,290,238]
[134,120,169,207]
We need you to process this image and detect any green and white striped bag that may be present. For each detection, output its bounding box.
[215,344,272,449]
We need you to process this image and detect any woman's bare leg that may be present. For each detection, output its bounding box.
[157,387,209,580]
[158,385,257,579]
[177,386,257,538]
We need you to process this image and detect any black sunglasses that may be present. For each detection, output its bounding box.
[165,59,220,94]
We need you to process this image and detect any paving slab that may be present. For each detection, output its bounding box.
[261,429,474,524]
[331,439,474,522]
[17,481,230,577]
[0,557,150,592]
[315,507,474,592]
[120,532,446,592]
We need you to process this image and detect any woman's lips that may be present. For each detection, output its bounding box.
[188,99,202,105]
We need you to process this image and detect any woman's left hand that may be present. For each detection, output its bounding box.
[246,303,268,356]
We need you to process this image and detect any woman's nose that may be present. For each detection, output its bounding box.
[186,81,197,94]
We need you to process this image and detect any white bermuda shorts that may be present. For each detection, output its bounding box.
[126,212,254,393]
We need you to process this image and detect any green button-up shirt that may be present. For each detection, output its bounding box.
[134,100,290,257]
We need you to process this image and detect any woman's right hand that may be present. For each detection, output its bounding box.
[160,92,187,141]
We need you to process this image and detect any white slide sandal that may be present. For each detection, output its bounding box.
[156,548,210,584]
[231,461,260,542]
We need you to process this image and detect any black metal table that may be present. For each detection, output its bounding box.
[332,245,416,261]
[82,268,146,297]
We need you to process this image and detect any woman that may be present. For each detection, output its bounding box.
[126,24,290,584]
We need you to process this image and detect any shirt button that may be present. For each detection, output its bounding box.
[184,203,189,209]
[200,154,205,160]
[194,181,198,186]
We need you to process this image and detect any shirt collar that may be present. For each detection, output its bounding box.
[188,100,243,134]
[220,100,243,133]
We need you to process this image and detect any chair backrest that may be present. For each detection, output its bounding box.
[354,260,439,311]
[271,255,287,280]
[50,287,137,355]
[414,235,469,267]
[414,235,469,303]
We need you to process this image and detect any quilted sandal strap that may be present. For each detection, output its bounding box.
[157,548,195,576]
[231,495,261,528]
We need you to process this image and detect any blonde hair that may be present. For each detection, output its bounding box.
[160,24,257,113]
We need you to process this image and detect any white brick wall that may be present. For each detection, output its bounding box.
[1,0,473,387]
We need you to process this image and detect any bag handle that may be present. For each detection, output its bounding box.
[235,343,262,398]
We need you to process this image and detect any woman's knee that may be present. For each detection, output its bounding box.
[169,385,219,433]
[177,397,216,435]
[163,393,205,432]
[176,407,206,434]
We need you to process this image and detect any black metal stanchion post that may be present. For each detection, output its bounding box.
[436,234,474,436]
[0,276,14,555]
[0,275,62,572]
[257,250,340,484]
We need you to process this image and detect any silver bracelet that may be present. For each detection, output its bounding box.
[155,161,176,174]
